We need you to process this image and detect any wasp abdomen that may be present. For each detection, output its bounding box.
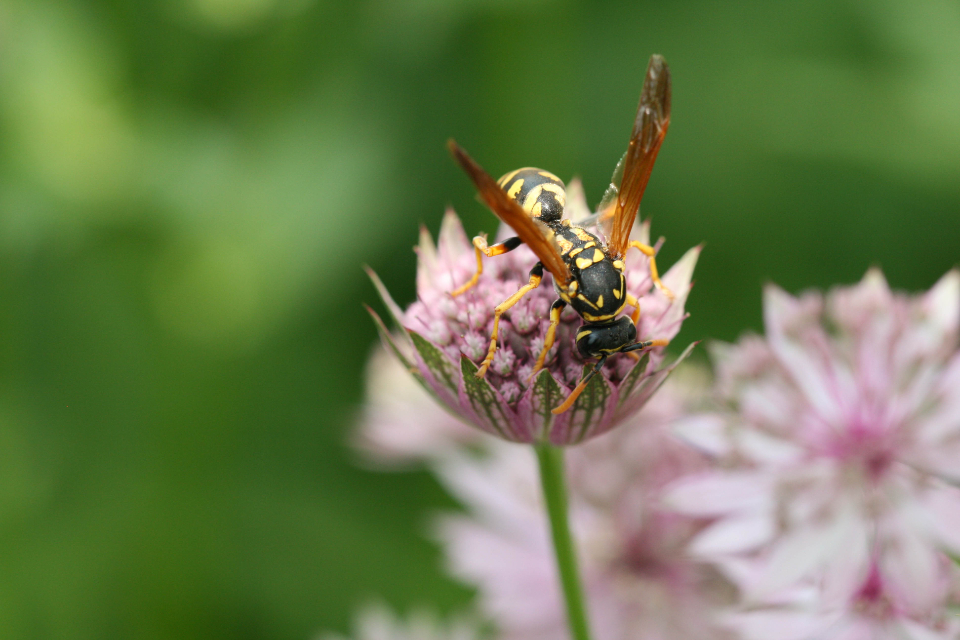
[497,168,566,223]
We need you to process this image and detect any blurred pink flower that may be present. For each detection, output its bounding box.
[668,269,960,608]
[434,370,737,640]
[722,559,960,640]
[367,205,698,445]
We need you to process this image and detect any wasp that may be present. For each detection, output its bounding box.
[448,55,674,414]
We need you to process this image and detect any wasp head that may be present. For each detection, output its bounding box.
[574,316,637,359]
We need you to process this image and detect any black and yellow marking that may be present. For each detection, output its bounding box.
[496,168,566,223]
[572,227,593,243]
[581,310,618,323]
[577,294,598,311]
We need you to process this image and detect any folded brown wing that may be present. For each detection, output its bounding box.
[607,55,671,258]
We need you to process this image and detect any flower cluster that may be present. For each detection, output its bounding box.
[367,201,698,445]
[668,269,960,638]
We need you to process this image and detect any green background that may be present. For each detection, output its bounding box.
[1,0,958,637]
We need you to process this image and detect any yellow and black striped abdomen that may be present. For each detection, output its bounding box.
[496,167,566,223]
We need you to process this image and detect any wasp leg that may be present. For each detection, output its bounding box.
[626,292,642,327]
[476,262,543,378]
[551,355,609,415]
[621,293,643,360]
[528,298,567,382]
[451,236,523,297]
[628,241,674,301]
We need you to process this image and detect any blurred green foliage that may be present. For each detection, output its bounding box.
[0,0,958,637]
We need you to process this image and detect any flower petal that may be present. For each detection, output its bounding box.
[554,365,617,445]
[366,305,414,370]
[459,356,522,441]
[661,244,700,297]
[516,369,567,444]
[366,266,414,346]
[564,178,591,223]
[922,268,960,344]
[654,246,701,335]
[752,504,867,599]
[690,512,775,556]
[437,208,472,264]
[614,342,698,426]
[664,471,773,516]
[611,352,653,412]
[416,224,439,292]
[409,329,461,407]
[672,414,730,457]
[763,285,843,426]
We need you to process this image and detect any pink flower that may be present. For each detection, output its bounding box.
[667,269,960,609]
[434,370,737,640]
[367,202,698,445]
[723,560,960,640]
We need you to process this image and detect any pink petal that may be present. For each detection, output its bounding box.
[922,269,960,343]
[664,471,773,516]
[763,285,845,427]
[671,414,730,457]
[900,618,960,640]
[690,512,775,556]
[437,207,471,263]
[918,483,960,554]
[752,506,867,598]
[564,179,591,223]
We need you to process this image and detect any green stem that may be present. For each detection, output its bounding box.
[534,444,592,640]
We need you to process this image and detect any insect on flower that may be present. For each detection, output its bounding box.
[449,55,674,414]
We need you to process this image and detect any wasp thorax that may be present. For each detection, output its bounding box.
[496,167,566,224]
[568,259,626,322]
[575,317,637,359]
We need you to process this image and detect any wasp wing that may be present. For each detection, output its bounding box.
[607,55,671,258]
[579,150,626,240]
[448,140,572,286]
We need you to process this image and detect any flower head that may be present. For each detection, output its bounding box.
[668,269,960,607]
[367,197,698,445]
